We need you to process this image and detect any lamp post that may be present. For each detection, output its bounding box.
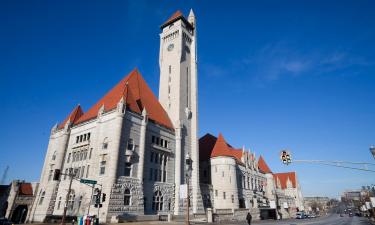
[370,145,375,159]
[185,153,192,225]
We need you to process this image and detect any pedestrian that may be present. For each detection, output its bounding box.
[72,219,75,225]
[246,212,252,225]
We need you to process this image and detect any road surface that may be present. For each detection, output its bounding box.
[222,213,373,225]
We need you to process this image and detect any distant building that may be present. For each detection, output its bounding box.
[273,172,304,217]
[1,180,38,223]
[303,197,330,214]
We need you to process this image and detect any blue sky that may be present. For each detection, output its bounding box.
[1,0,375,198]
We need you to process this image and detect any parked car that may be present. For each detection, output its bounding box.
[0,218,12,225]
[296,212,305,219]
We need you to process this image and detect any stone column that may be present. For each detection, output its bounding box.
[174,120,182,215]
[137,109,148,181]
[107,101,125,185]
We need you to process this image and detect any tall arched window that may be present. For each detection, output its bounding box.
[52,151,57,160]
[124,189,131,206]
[152,191,163,211]
[102,137,109,149]
[39,191,45,205]
[57,196,62,209]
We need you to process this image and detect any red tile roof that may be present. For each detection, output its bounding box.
[258,156,272,174]
[74,68,173,129]
[161,10,184,28]
[273,172,297,189]
[199,133,243,164]
[18,183,33,196]
[199,133,218,161]
[58,105,84,129]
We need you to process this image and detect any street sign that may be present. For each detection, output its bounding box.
[179,184,187,199]
[80,178,97,185]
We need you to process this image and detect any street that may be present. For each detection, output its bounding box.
[221,214,373,225]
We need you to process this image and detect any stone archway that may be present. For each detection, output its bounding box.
[11,205,28,223]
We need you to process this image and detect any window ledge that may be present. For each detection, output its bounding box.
[151,144,171,153]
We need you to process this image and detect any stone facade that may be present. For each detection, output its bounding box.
[27,9,306,223]
[29,10,201,223]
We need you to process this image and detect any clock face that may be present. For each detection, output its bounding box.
[167,44,174,51]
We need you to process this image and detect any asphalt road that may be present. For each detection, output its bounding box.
[220,214,373,225]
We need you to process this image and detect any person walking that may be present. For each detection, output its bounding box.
[246,212,252,225]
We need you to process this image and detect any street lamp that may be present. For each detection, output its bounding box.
[370,145,375,159]
[185,153,193,225]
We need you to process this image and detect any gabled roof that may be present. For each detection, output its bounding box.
[160,10,193,29]
[199,133,243,164]
[74,68,173,129]
[58,105,84,129]
[273,172,297,189]
[258,156,272,174]
[18,183,33,196]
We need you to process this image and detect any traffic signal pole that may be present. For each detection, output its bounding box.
[87,184,94,215]
[291,159,375,173]
[61,173,74,225]
[279,150,375,172]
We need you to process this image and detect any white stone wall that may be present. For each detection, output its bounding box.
[210,157,238,209]
[158,12,201,214]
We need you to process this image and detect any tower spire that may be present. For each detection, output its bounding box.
[188,9,195,27]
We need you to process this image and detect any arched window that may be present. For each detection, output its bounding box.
[152,191,163,211]
[68,193,75,210]
[78,196,83,209]
[39,191,45,205]
[124,189,131,206]
[52,151,57,160]
[102,137,109,149]
[57,196,62,210]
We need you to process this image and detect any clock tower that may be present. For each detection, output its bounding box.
[159,9,201,214]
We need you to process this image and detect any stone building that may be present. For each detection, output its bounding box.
[273,172,304,218]
[30,10,201,223]
[26,9,306,223]
[303,196,330,214]
[199,133,277,219]
[1,180,38,223]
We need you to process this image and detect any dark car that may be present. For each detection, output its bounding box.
[0,218,12,225]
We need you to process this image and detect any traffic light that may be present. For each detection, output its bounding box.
[280,150,292,165]
[53,169,61,181]
[102,193,106,202]
[94,188,101,204]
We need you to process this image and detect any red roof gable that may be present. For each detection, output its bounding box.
[161,10,184,28]
[199,133,218,161]
[211,133,243,163]
[74,68,173,129]
[18,183,33,196]
[273,172,297,189]
[58,105,84,129]
[258,156,272,174]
